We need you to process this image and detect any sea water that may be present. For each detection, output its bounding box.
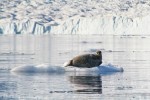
[0,34,150,99]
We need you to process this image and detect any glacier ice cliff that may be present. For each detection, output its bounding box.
[1,15,150,35]
[1,0,150,34]
[50,15,150,35]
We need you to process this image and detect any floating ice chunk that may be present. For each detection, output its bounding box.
[11,64,65,74]
[63,62,124,74]
[35,64,65,73]
[11,65,36,73]
[98,63,124,74]
[11,63,123,75]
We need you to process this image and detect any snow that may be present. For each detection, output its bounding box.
[1,0,150,34]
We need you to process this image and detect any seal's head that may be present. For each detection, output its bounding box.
[96,51,102,55]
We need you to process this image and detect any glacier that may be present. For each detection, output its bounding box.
[1,0,150,34]
[1,16,150,35]
[49,16,150,35]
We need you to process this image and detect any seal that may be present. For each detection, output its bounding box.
[64,51,102,68]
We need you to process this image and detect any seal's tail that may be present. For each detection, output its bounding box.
[63,60,73,67]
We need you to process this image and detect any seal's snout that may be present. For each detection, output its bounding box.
[96,50,102,55]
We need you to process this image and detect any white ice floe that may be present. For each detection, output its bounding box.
[11,64,65,74]
[1,0,150,34]
[98,63,124,74]
[64,63,124,74]
[11,63,123,75]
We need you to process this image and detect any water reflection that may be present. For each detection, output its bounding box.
[69,75,102,94]
[0,71,18,100]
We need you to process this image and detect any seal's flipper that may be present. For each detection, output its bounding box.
[63,60,73,67]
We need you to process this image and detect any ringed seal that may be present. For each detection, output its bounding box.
[64,51,102,68]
